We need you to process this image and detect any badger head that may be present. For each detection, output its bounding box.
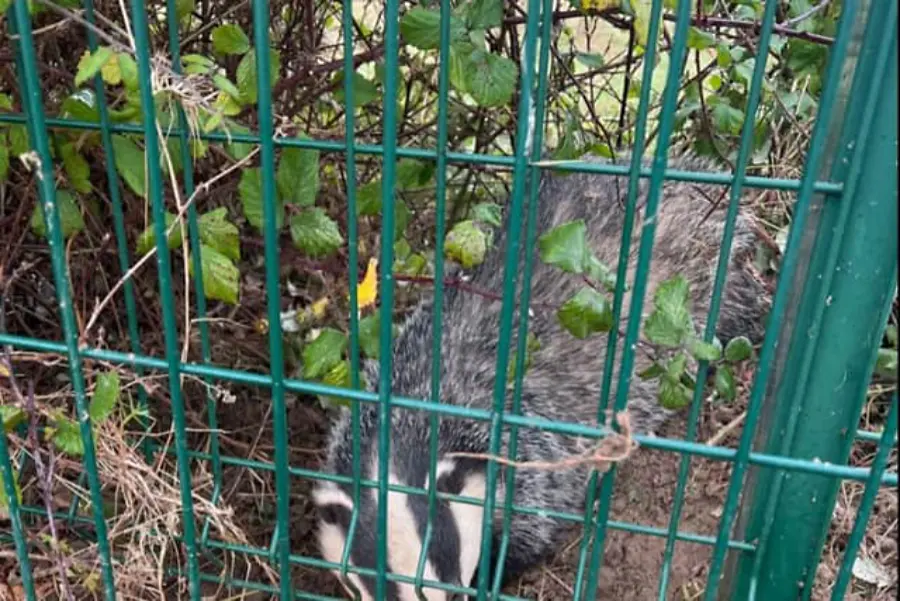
[313,455,489,601]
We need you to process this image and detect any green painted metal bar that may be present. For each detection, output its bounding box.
[473,1,542,598]
[374,0,401,598]
[582,1,695,598]
[702,2,864,599]
[0,112,845,194]
[164,0,224,549]
[491,1,553,596]
[726,3,899,597]
[128,0,203,597]
[9,1,118,597]
[81,0,152,462]
[1,329,897,488]
[414,0,452,596]
[657,0,779,597]
[338,0,363,597]
[570,0,665,597]
[830,394,898,600]
[248,0,294,596]
[0,387,35,599]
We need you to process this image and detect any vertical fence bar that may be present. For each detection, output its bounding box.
[9,2,118,598]
[414,0,451,593]
[82,0,152,460]
[248,1,294,596]
[655,0,779,597]
[570,0,665,596]
[473,1,541,599]
[339,0,363,595]
[490,0,552,596]
[374,0,401,599]
[580,2,694,598]
[829,395,898,601]
[724,3,898,597]
[702,2,865,599]
[128,0,202,597]
[164,0,224,547]
[0,409,35,599]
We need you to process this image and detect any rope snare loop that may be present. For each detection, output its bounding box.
[445,411,638,473]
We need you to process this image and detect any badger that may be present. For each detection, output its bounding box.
[312,152,771,600]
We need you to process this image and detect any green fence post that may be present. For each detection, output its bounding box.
[721,2,899,599]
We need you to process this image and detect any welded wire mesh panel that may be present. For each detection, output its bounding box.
[0,0,896,600]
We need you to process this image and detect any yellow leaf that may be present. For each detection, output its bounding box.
[101,55,122,85]
[311,296,329,319]
[0,362,9,378]
[354,258,379,310]
[629,0,654,48]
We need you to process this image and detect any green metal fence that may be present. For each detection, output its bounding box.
[0,0,897,600]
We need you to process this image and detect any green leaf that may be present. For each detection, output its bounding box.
[9,125,29,156]
[198,207,241,261]
[724,335,753,362]
[211,24,251,55]
[399,8,466,50]
[213,74,242,101]
[276,145,320,207]
[638,362,665,380]
[135,211,183,256]
[666,352,688,380]
[182,53,216,75]
[584,253,617,292]
[659,375,692,409]
[239,167,284,231]
[575,52,605,69]
[236,48,281,105]
[643,275,693,347]
[538,219,587,274]
[111,135,146,197]
[303,328,347,380]
[557,287,614,339]
[61,91,100,123]
[50,416,85,457]
[630,0,653,48]
[449,45,471,94]
[290,207,344,258]
[874,348,897,381]
[396,158,434,189]
[319,360,352,406]
[714,365,737,401]
[223,122,254,160]
[189,244,240,305]
[89,371,119,424]
[175,0,195,20]
[445,220,488,268]
[60,143,92,193]
[333,70,380,107]
[712,102,745,136]
[886,325,898,346]
[464,51,517,107]
[75,46,115,87]
[117,53,139,91]
[471,202,503,227]
[466,0,503,29]
[687,27,716,50]
[30,190,85,240]
[687,337,722,362]
[359,313,381,359]
[1,405,27,433]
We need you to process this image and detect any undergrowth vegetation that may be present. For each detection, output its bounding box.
[0,0,895,599]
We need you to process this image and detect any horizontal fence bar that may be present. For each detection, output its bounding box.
[0,113,844,193]
[1,333,894,487]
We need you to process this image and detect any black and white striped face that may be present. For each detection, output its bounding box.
[313,457,488,601]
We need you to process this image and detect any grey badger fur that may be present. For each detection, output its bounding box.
[313,152,771,601]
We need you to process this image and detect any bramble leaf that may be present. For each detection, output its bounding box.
[50,416,84,457]
[538,220,587,274]
[89,371,120,424]
[135,211,182,256]
[687,337,722,362]
[644,275,693,347]
[715,365,737,401]
[557,287,614,339]
[75,46,115,87]
[303,328,347,379]
[189,244,240,305]
[211,24,251,55]
[30,190,85,240]
[445,220,488,268]
[399,8,466,50]
[290,208,344,258]
[239,167,284,231]
[471,202,503,227]
[198,207,241,261]
[724,336,753,362]
[111,135,146,197]
[276,145,320,207]
[464,51,517,107]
